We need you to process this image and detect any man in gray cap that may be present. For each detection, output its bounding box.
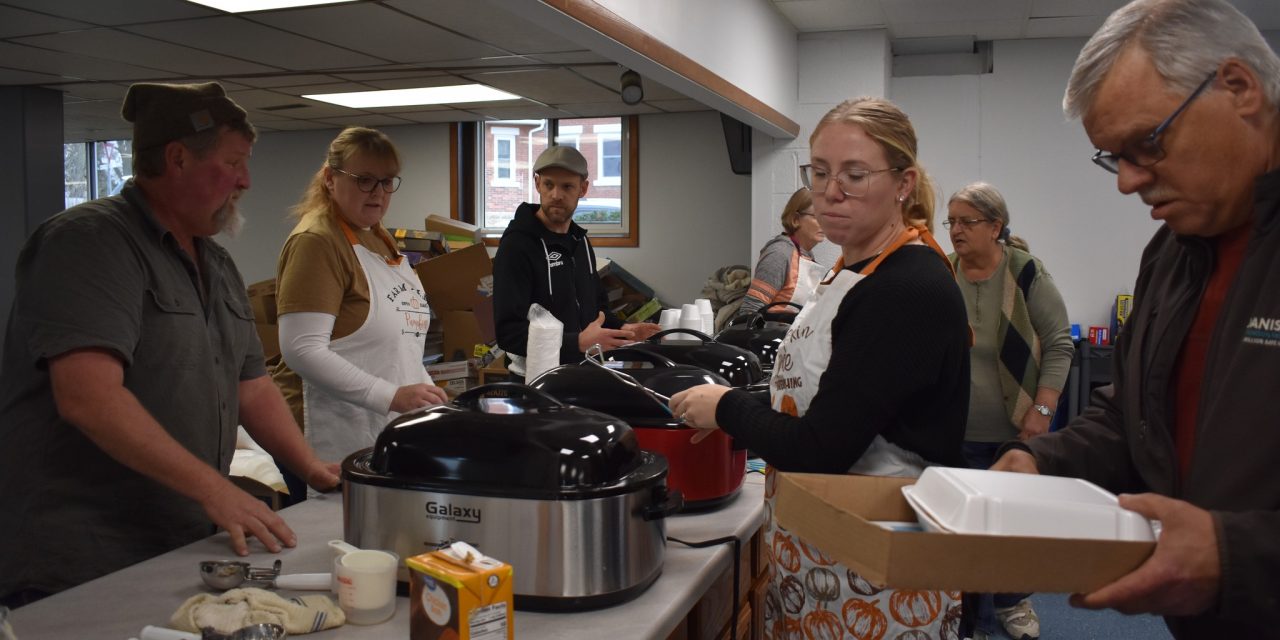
[493,145,659,375]
[0,82,339,606]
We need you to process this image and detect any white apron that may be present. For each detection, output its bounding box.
[303,224,432,475]
[762,227,962,640]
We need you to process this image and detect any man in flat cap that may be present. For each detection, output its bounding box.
[0,82,339,606]
[493,145,659,376]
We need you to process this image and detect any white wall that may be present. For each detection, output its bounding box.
[892,38,1159,328]
[219,124,452,283]
[593,0,798,121]
[218,112,749,307]
[751,30,891,272]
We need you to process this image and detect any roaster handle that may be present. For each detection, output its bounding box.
[642,486,684,521]
[600,346,680,368]
[724,301,804,332]
[648,328,715,343]
[453,382,567,413]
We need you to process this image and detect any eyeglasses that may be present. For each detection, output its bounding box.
[1091,71,1216,175]
[331,166,402,193]
[800,164,902,198]
[942,217,989,230]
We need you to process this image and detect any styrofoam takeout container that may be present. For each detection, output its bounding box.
[900,467,1156,542]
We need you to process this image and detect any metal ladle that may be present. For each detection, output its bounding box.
[139,623,286,640]
[199,559,331,591]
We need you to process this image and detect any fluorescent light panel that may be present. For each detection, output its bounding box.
[304,85,521,108]
[186,0,350,11]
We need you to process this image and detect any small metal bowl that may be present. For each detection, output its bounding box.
[201,623,286,640]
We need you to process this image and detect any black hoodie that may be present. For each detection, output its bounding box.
[493,202,624,364]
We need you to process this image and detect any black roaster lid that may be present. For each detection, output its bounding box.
[342,383,666,499]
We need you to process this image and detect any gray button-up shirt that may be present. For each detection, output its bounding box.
[0,180,266,597]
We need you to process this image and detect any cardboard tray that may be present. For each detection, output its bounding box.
[772,472,1155,594]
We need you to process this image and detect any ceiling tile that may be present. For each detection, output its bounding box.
[465,68,619,104]
[231,74,344,88]
[390,109,476,123]
[0,68,72,84]
[880,0,1027,25]
[331,70,451,83]
[1029,0,1127,18]
[51,82,131,101]
[771,0,886,31]
[15,28,280,76]
[464,104,575,120]
[0,0,216,26]
[385,0,579,55]
[567,65,689,102]
[361,75,477,91]
[312,114,422,128]
[0,5,91,37]
[527,51,613,65]
[124,16,386,71]
[893,19,1027,40]
[249,3,507,64]
[247,119,334,131]
[0,41,171,80]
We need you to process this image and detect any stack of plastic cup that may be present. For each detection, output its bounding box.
[695,298,714,336]
[676,304,702,340]
[659,308,681,335]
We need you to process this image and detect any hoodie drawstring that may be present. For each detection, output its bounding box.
[539,238,554,296]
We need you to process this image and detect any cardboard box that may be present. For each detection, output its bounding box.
[772,473,1154,594]
[407,549,513,640]
[440,377,472,399]
[442,310,486,362]
[246,279,277,325]
[426,213,482,245]
[416,243,493,312]
[426,359,471,382]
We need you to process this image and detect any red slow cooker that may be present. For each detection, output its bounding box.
[529,349,747,511]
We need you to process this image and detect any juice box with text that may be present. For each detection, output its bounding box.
[407,548,513,640]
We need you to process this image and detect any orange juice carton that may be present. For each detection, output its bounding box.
[407,542,513,640]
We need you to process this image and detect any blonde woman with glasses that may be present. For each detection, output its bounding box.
[271,127,446,500]
[673,97,971,639]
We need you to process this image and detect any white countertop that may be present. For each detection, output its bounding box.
[10,475,765,640]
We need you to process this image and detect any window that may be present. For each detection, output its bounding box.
[594,122,622,187]
[64,139,134,209]
[491,127,518,187]
[471,116,637,246]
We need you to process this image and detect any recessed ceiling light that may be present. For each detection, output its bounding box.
[303,85,522,108]
[186,0,350,13]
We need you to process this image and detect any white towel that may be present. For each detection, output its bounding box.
[171,587,345,635]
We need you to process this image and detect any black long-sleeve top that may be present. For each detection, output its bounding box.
[715,245,970,472]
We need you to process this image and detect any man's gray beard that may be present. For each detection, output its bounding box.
[215,200,244,237]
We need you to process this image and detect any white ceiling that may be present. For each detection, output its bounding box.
[6,0,1280,142]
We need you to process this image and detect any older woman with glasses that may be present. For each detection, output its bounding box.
[271,126,446,499]
[672,97,970,639]
[945,181,1073,640]
[737,187,827,320]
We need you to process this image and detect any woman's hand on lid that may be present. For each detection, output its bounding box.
[391,383,449,413]
[670,384,732,443]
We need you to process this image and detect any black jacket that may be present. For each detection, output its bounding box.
[1021,169,1280,638]
[493,202,623,364]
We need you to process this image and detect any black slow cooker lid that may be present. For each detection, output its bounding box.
[344,383,664,499]
[629,330,765,387]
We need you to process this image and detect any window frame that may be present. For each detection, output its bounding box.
[457,116,639,248]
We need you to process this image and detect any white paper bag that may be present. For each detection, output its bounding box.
[524,303,563,382]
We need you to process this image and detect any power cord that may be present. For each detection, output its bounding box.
[667,535,742,640]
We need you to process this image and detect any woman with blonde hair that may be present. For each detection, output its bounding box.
[672,98,970,639]
[946,181,1072,640]
[738,187,826,318]
[272,127,446,499]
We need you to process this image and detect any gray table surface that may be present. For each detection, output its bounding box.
[10,475,764,640]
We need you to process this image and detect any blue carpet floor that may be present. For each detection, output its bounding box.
[980,594,1171,639]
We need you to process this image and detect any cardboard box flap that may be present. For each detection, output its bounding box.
[774,472,1154,594]
[415,242,492,312]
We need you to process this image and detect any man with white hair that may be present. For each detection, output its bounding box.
[992,0,1280,637]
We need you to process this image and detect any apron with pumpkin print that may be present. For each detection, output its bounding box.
[762,226,963,640]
